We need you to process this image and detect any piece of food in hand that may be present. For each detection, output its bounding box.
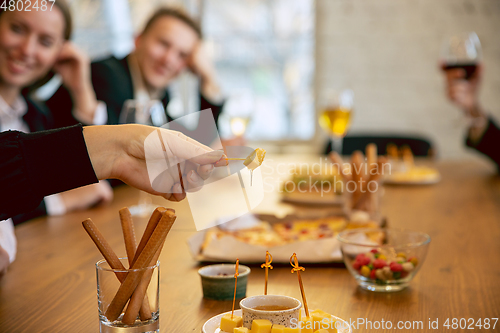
[271,325,286,332]
[244,148,266,170]
[234,327,250,333]
[220,314,243,332]
[251,319,273,333]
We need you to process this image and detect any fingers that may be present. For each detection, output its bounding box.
[162,183,186,202]
[445,68,466,82]
[197,163,215,180]
[214,156,228,167]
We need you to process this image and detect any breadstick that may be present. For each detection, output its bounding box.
[351,151,364,208]
[119,207,154,320]
[119,208,137,266]
[386,143,399,160]
[122,243,165,324]
[353,157,387,211]
[402,145,414,169]
[366,143,377,176]
[82,219,127,281]
[125,207,173,322]
[329,151,350,182]
[131,207,168,266]
[105,210,177,322]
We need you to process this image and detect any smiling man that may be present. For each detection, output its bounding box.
[47,7,223,127]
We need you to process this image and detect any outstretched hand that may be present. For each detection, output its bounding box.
[83,125,227,202]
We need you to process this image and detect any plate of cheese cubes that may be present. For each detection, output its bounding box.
[202,309,352,333]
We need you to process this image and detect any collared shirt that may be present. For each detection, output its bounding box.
[0,94,29,133]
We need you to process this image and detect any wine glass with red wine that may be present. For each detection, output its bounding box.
[440,32,482,80]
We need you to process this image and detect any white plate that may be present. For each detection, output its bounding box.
[203,310,242,333]
[202,309,353,333]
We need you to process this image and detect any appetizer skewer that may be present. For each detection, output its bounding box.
[261,251,273,295]
[290,253,309,318]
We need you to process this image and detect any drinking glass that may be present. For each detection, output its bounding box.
[440,32,482,80]
[220,91,253,139]
[318,89,354,155]
[120,100,167,216]
[96,258,160,333]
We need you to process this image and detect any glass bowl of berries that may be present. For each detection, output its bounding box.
[337,228,430,292]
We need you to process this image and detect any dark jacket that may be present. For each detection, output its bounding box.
[46,55,224,128]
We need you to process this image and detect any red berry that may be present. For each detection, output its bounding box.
[359,256,371,266]
[390,262,403,272]
[370,249,378,254]
[355,253,366,262]
[370,269,377,280]
[353,261,361,270]
[373,259,387,269]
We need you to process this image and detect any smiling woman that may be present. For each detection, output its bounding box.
[0,0,72,92]
[0,0,113,275]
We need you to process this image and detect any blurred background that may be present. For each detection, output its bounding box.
[58,0,500,159]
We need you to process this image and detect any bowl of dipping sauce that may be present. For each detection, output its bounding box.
[198,264,251,300]
[239,295,301,329]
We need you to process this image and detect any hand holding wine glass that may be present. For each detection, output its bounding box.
[440,32,485,119]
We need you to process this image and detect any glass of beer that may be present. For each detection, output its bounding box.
[440,32,482,80]
[318,89,354,154]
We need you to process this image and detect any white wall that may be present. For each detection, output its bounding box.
[315,0,500,159]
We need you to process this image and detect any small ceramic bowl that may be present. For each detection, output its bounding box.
[198,264,251,300]
[239,295,302,329]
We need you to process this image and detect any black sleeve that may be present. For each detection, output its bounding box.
[0,124,98,220]
[466,118,500,170]
[11,201,47,226]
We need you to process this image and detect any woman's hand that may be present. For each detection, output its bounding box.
[83,125,227,202]
[58,180,113,213]
[53,42,99,124]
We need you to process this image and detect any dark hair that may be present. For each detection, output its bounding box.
[142,7,202,39]
[0,0,72,40]
[54,0,73,41]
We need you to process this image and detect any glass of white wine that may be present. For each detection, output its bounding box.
[318,89,354,154]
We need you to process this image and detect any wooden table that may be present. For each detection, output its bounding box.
[1,157,499,332]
